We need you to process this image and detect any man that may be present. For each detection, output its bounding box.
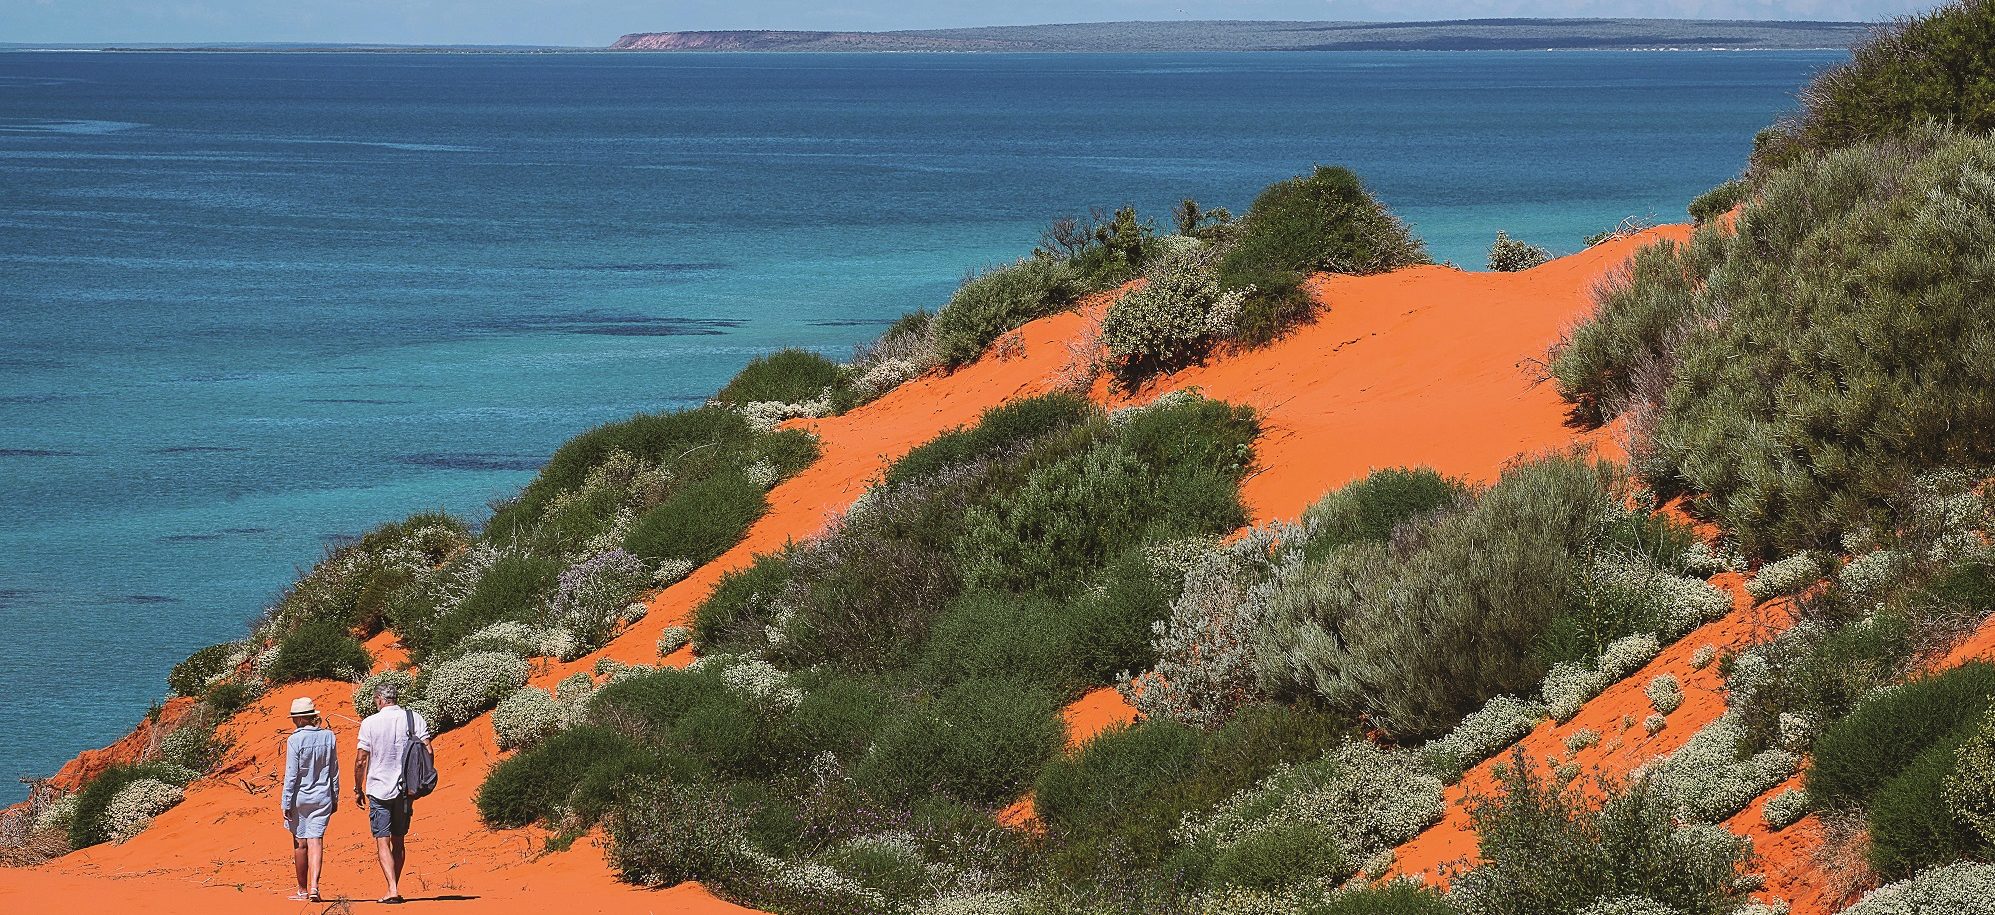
[354,683,430,905]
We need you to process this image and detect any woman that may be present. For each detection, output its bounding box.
[281,696,339,902]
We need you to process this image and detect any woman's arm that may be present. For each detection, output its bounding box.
[281,735,299,814]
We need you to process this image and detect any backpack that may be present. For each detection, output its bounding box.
[398,707,439,800]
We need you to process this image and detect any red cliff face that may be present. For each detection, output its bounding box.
[610,31,839,51]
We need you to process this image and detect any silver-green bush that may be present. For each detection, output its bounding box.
[423,650,531,730]
[491,686,563,751]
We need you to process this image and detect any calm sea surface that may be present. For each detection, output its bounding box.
[0,49,1840,799]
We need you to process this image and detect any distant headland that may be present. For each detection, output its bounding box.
[609,18,1872,52]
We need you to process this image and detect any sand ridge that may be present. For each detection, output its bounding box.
[9,226,1799,914]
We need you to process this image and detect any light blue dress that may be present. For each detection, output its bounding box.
[282,725,340,839]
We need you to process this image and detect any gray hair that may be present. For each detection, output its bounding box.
[374,682,401,702]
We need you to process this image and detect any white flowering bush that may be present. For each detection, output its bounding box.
[1125,525,1292,728]
[1839,862,1995,915]
[1681,540,1744,577]
[742,459,780,489]
[1763,787,1809,829]
[1426,695,1547,775]
[852,357,923,401]
[353,669,416,716]
[1575,896,1678,915]
[1691,645,1717,669]
[1646,674,1683,714]
[1544,634,1662,721]
[1777,712,1815,752]
[491,686,563,751]
[1101,242,1249,374]
[1487,230,1554,271]
[1644,712,1801,822]
[104,778,183,843]
[698,654,804,711]
[1565,728,1601,753]
[911,890,1029,915]
[737,395,832,430]
[423,650,531,730]
[32,793,79,834]
[654,557,696,585]
[1645,714,1667,735]
[547,549,653,655]
[1592,552,1731,636]
[452,620,540,658]
[1746,551,1823,601]
[657,626,693,657]
[1946,709,1995,847]
[1839,548,1909,598]
[1183,741,1444,871]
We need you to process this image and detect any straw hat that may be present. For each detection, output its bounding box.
[288,697,319,718]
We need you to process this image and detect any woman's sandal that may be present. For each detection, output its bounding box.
[287,891,310,901]
[308,891,322,903]
[381,896,405,905]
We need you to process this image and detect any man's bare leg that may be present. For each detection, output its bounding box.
[375,836,401,900]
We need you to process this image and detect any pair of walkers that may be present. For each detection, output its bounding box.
[281,682,432,904]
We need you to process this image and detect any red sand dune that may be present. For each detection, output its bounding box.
[5,226,1759,913]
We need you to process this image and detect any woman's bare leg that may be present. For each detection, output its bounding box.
[305,837,324,895]
[292,837,308,894]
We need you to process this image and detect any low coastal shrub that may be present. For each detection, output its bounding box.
[1839,862,1995,915]
[1752,0,1995,172]
[1300,466,1466,558]
[1034,720,1204,843]
[67,762,195,849]
[882,393,1093,488]
[854,679,1064,806]
[167,642,239,697]
[265,617,371,684]
[421,650,532,730]
[1865,735,1985,878]
[1257,453,1627,740]
[1486,231,1553,271]
[1101,241,1248,383]
[1455,751,1755,915]
[623,470,768,566]
[414,551,561,659]
[545,549,653,655]
[716,348,845,407]
[1686,179,1746,222]
[1555,128,1995,556]
[930,256,1084,366]
[477,724,653,828]
[1218,165,1428,346]
[1808,661,1995,809]
[1948,709,1995,848]
[491,686,564,751]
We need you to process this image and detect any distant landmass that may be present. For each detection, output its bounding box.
[611,18,1872,52]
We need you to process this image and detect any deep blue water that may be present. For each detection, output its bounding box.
[0,49,1839,800]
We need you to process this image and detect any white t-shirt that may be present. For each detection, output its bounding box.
[356,704,431,801]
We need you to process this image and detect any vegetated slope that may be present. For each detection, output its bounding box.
[610,19,1869,52]
[0,227,1684,912]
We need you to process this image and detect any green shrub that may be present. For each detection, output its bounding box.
[1061,550,1181,686]
[716,348,845,406]
[623,470,767,565]
[954,445,1245,597]
[202,679,256,717]
[167,642,239,697]
[1115,394,1259,477]
[1101,241,1249,383]
[1218,165,1429,346]
[67,762,196,849]
[477,724,652,827]
[914,590,1079,689]
[1041,205,1159,291]
[1259,453,1623,740]
[855,678,1063,806]
[1809,661,1995,810]
[1866,733,1986,878]
[1459,751,1755,915]
[689,553,793,653]
[1562,129,1995,555]
[1686,179,1746,223]
[605,780,760,890]
[417,552,561,658]
[930,257,1083,366]
[883,393,1094,488]
[1302,884,1458,915]
[1487,231,1553,271]
[265,617,371,684]
[1752,0,1995,172]
[1035,719,1205,841]
[585,663,804,780]
[1549,229,1726,430]
[1948,709,1995,848]
[1301,467,1467,559]
[1206,822,1347,892]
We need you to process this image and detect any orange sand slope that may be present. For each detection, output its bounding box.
[2,227,1694,913]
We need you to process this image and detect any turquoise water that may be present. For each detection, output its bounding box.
[0,49,1839,799]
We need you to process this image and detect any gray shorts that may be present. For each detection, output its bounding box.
[367,795,412,838]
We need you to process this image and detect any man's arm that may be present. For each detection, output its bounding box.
[354,748,370,804]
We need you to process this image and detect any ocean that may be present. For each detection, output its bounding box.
[0,49,1840,800]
